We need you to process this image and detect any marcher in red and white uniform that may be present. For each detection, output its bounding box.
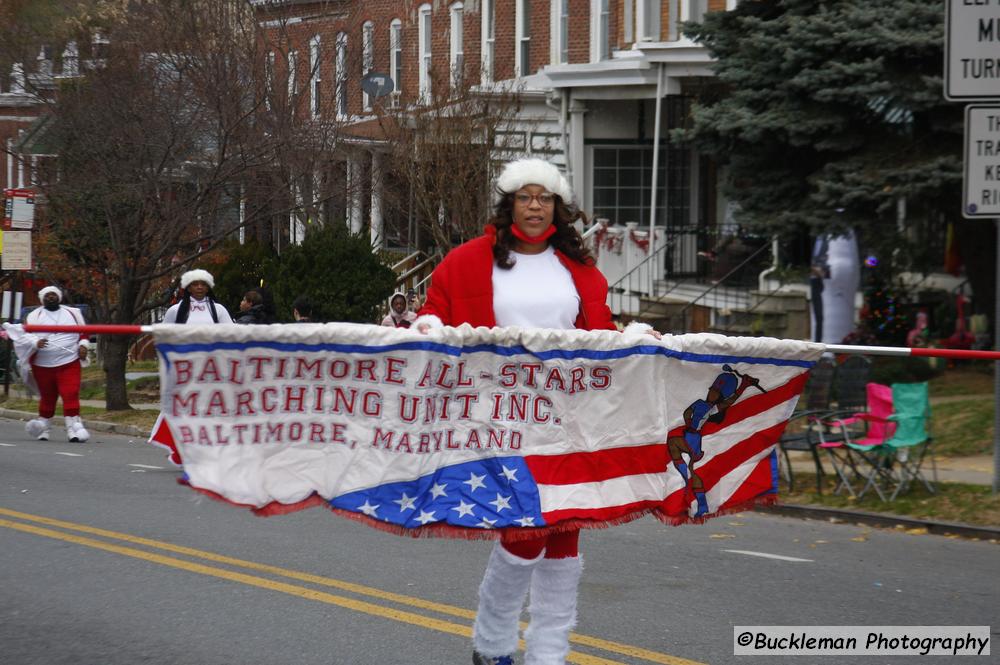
[21,287,91,442]
[416,158,656,665]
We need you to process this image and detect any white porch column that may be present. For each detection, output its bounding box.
[16,138,25,188]
[370,151,384,249]
[347,156,364,234]
[6,139,13,189]
[568,98,587,208]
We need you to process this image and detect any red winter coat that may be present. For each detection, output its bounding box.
[419,231,616,331]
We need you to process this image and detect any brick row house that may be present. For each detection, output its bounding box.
[4,3,752,327]
[254,0,739,278]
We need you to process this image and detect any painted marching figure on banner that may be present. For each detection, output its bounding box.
[668,366,762,518]
[415,157,659,665]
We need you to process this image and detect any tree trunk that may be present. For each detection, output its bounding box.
[102,334,133,411]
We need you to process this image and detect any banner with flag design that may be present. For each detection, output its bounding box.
[149,323,824,537]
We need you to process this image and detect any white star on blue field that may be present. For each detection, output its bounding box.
[329,456,544,529]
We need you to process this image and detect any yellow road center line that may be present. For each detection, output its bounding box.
[0,507,706,665]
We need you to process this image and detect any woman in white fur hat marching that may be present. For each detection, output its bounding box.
[415,158,657,665]
[152,269,232,466]
[162,269,233,325]
[20,286,92,442]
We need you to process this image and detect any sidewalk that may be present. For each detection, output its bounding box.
[79,399,159,411]
[787,451,995,486]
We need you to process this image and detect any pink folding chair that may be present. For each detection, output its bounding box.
[816,383,896,497]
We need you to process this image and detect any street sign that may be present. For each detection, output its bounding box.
[3,188,35,230]
[0,230,32,270]
[945,0,1000,101]
[962,105,1000,217]
[361,72,395,99]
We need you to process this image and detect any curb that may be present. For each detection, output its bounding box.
[756,503,1000,542]
[0,408,150,439]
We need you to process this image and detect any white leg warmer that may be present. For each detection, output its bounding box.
[65,415,90,442]
[26,417,51,440]
[472,543,542,658]
[524,556,583,665]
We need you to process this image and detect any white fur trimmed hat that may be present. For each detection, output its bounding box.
[495,158,574,204]
[180,269,215,290]
[38,286,62,302]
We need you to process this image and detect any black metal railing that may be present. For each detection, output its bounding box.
[668,241,773,333]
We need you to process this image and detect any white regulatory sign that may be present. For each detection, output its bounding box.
[945,0,1000,101]
[963,105,1000,217]
[0,230,32,270]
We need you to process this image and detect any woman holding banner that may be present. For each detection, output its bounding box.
[416,158,655,665]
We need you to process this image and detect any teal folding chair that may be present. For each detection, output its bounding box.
[882,382,936,501]
[853,382,935,501]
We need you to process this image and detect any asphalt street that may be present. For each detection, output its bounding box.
[0,418,996,665]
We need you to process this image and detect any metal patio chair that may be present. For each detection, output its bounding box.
[778,356,836,493]
[850,382,935,502]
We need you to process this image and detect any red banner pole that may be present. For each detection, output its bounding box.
[23,324,149,335]
[825,343,1000,361]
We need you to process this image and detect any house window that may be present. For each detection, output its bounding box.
[550,0,569,65]
[515,0,531,77]
[637,0,661,41]
[390,19,403,99]
[309,35,321,117]
[591,143,691,230]
[287,49,297,101]
[684,0,707,23]
[418,4,432,102]
[450,3,464,89]
[591,0,610,61]
[362,21,374,111]
[481,0,495,84]
[336,32,348,119]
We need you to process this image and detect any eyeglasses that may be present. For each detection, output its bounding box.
[513,192,556,207]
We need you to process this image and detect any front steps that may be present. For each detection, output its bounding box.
[618,280,809,339]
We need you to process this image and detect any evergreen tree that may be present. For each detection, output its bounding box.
[269,224,396,324]
[207,239,278,315]
[681,0,969,275]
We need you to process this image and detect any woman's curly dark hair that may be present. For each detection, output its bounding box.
[491,193,595,269]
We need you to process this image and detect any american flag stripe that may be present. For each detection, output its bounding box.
[538,472,679,512]
[536,419,789,522]
[718,454,779,512]
[530,385,801,522]
[524,372,806,488]
[696,419,792,483]
[706,447,779,514]
[541,499,667,524]
[525,443,668,485]
[671,371,809,437]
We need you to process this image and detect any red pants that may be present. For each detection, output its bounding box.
[501,529,579,560]
[31,360,82,418]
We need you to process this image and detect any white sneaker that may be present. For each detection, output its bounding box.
[65,416,90,443]
[26,417,51,441]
